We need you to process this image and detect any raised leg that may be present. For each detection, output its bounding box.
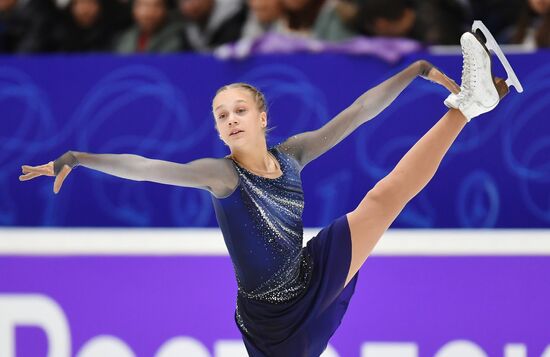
[344,109,467,287]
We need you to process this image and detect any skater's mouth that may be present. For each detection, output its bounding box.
[230,129,244,136]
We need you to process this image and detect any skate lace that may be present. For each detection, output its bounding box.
[457,43,477,102]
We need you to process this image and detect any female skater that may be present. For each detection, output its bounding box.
[20,31,512,356]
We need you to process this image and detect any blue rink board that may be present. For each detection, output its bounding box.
[2,51,549,228]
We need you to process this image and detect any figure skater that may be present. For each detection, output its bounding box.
[20,24,522,357]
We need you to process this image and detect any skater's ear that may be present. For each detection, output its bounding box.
[260,111,267,128]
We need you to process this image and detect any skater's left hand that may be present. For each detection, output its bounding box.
[423,66,461,94]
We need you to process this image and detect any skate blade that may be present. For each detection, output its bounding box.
[472,21,523,93]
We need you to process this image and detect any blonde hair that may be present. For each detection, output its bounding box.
[214,83,274,136]
[215,82,268,114]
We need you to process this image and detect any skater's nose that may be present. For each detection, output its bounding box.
[228,117,239,126]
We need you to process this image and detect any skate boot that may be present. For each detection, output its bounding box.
[444,32,508,121]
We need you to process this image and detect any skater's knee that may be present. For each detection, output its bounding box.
[356,178,405,216]
[373,172,411,201]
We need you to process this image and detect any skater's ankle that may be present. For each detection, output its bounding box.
[494,77,509,99]
[449,108,469,123]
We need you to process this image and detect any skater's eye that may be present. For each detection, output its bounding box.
[236,107,247,115]
[217,112,227,120]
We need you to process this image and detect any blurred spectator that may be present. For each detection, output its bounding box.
[241,0,282,40]
[0,0,59,53]
[315,0,359,41]
[54,0,114,52]
[2,0,538,54]
[178,0,247,51]
[356,0,468,45]
[467,0,523,43]
[113,0,184,53]
[510,0,550,47]
[278,0,359,41]
[104,0,133,33]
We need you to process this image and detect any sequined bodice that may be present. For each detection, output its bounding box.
[211,146,313,303]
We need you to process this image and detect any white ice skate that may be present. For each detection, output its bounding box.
[445,21,523,121]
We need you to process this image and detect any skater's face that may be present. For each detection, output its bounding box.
[528,0,549,14]
[213,88,267,149]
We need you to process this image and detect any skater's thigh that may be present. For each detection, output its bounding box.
[344,187,406,286]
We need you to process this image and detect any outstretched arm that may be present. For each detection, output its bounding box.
[74,151,236,192]
[278,60,459,169]
[20,151,238,198]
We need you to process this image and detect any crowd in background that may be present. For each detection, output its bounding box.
[0,0,548,55]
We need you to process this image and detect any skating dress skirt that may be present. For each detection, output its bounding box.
[211,145,359,357]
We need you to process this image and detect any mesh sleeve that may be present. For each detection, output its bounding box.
[70,151,238,198]
[278,60,432,169]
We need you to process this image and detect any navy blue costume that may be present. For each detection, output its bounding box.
[212,145,358,356]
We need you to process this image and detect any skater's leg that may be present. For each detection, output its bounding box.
[344,108,467,286]
[342,24,524,287]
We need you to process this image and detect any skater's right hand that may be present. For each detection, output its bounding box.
[19,151,79,194]
[417,60,460,95]
[423,65,461,95]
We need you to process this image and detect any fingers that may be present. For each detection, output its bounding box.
[430,69,461,95]
[443,75,461,94]
[53,165,71,194]
[21,163,50,171]
[21,162,54,176]
[19,172,42,181]
[20,161,68,194]
[22,166,50,175]
[20,161,69,194]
